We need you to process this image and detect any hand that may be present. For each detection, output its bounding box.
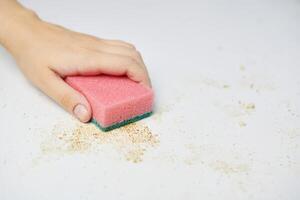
[0,5,151,123]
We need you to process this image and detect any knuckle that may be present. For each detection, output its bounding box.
[127,43,136,49]
[130,50,141,59]
[80,33,99,42]
[79,49,96,63]
[118,40,135,49]
[80,35,103,47]
[129,57,138,65]
[135,50,141,56]
[123,55,135,64]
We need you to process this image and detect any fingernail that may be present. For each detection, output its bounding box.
[73,104,89,122]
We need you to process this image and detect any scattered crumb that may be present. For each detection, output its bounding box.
[41,121,159,163]
[240,64,246,71]
[239,121,247,127]
[184,144,251,176]
[223,84,230,89]
[192,76,229,89]
[239,102,256,111]
[152,105,171,122]
[219,101,256,119]
[245,103,255,110]
[184,144,203,165]
[126,149,145,163]
[210,160,249,174]
[279,128,300,140]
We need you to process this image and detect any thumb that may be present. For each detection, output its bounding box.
[37,70,92,122]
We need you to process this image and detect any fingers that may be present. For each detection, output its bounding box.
[81,37,145,66]
[78,34,135,49]
[52,49,151,87]
[76,36,151,87]
[89,43,145,66]
[37,70,92,122]
[102,39,136,49]
[77,51,151,86]
[50,33,152,87]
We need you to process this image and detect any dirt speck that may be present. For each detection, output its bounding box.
[238,101,256,112]
[240,64,246,71]
[41,121,159,163]
[245,103,255,110]
[239,121,247,127]
[210,160,249,174]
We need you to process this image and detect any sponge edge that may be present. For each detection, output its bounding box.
[91,112,152,131]
[65,75,154,131]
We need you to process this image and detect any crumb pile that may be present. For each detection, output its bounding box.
[41,122,159,163]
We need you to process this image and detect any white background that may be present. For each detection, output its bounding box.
[0,0,299,199]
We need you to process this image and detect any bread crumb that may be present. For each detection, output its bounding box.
[210,160,249,174]
[239,102,256,111]
[240,64,245,71]
[245,103,255,110]
[239,121,247,127]
[41,121,159,163]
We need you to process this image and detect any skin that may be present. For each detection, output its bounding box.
[0,0,151,123]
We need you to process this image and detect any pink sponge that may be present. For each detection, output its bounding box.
[65,75,154,131]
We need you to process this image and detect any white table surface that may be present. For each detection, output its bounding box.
[0,0,299,199]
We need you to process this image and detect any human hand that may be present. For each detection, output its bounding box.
[0,6,151,123]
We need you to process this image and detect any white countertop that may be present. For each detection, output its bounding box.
[0,0,299,199]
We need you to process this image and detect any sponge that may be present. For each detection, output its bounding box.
[65,75,154,131]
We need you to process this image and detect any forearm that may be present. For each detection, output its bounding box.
[0,0,39,54]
